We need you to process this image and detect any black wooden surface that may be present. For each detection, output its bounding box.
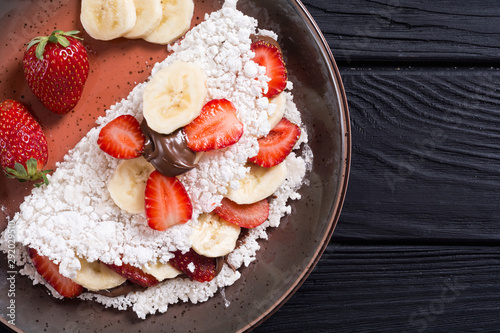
[255,1,500,332]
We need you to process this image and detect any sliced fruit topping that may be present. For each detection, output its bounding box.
[142,261,181,282]
[143,60,207,135]
[190,213,241,258]
[143,0,194,45]
[27,248,83,298]
[268,92,286,129]
[145,170,193,231]
[80,0,137,41]
[107,157,156,214]
[184,99,244,152]
[0,99,51,186]
[168,249,217,282]
[124,0,163,39]
[214,197,269,229]
[23,30,89,114]
[91,281,146,297]
[97,115,145,159]
[249,118,300,168]
[226,162,287,205]
[72,258,127,291]
[251,40,287,98]
[104,262,159,288]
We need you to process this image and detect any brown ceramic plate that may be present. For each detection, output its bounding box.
[0,0,350,332]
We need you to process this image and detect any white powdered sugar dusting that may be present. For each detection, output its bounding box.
[0,0,312,319]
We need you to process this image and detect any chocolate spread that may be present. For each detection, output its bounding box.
[140,120,198,177]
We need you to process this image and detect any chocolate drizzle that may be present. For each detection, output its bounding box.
[140,120,198,177]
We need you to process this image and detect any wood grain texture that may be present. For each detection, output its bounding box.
[257,2,500,333]
[254,243,500,332]
[333,67,500,242]
[302,0,500,63]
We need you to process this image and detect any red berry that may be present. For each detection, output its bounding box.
[249,118,301,168]
[169,249,217,282]
[145,171,193,231]
[28,248,83,298]
[251,40,287,98]
[104,262,159,288]
[97,115,145,159]
[213,197,269,229]
[0,99,51,186]
[23,30,89,114]
[184,99,244,152]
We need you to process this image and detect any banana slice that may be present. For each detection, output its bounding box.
[226,162,288,205]
[143,60,207,134]
[108,157,156,214]
[72,258,127,291]
[268,92,286,129]
[143,0,194,45]
[142,261,181,281]
[124,0,163,39]
[191,213,241,258]
[81,0,137,41]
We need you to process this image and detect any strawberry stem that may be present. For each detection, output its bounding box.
[26,30,83,61]
[4,158,52,187]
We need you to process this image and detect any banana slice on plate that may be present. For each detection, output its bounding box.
[72,258,127,291]
[191,213,241,258]
[142,261,181,281]
[143,60,207,135]
[143,0,194,45]
[108,157,156,214]
[268,92,286,129]
[124,0,163,39]
[81,0,137,41]
[226,162,288,205]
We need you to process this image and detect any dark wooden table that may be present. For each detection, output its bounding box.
[255,1,500,332]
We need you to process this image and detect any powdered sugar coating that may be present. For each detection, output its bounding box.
[0,1,311,319]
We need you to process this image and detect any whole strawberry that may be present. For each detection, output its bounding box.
[0,99,51,186]
[23,30,89,114]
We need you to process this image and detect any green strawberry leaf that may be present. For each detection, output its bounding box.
[35,39,48,60]
[27,30,83,60]
[26,36,44,51]
[3,158,52,187]
[64,30,83,40]
[48,34,58,44]
[26,158,38,176]
[65,30,81,36]
[56,34,70,47]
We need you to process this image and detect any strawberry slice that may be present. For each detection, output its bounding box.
[27,248,83,298]
[249,118,301,168]
[214,197,269,229]
[97,115,145,159]
[184,99,243,152]
[104,262,159,288]
[169,249,217,282]
[251,40,287,98]
[145,170,193,231]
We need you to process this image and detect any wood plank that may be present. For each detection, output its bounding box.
[303,0,500,63]
[333,67,500,242]
[254,243,500,332]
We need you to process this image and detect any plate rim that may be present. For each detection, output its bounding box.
[240,0,351,331]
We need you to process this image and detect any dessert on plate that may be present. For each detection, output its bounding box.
[0,0,312,319]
